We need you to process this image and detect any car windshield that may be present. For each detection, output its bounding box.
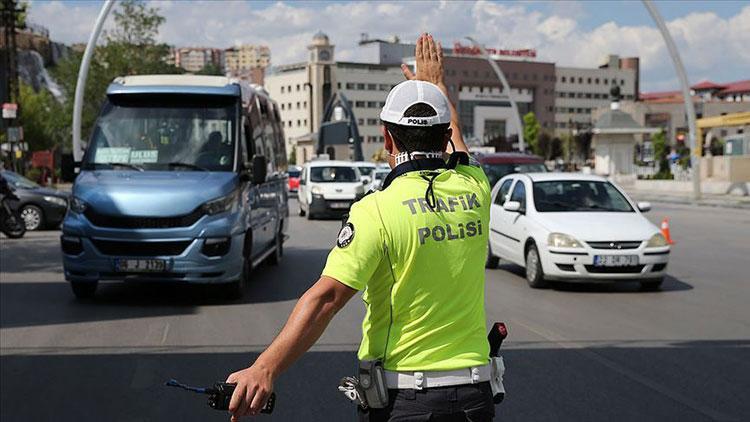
[533,180,633,212]
[83,94,237,172]
[288,170,301,178]
[1,171,40,189]
[483,163,547,187]
[310,166,358,183]
[358,166,375,176]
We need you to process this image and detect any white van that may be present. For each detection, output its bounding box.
[298,161,365,219]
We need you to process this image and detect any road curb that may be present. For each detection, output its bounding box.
[628,192,750,210]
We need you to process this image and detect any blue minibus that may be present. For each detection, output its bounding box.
[61,75,288,299]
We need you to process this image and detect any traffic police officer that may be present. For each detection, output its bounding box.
[225,34,495,421]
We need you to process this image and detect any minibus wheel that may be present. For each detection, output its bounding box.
[71,281,98,299]
[269,224,283,266]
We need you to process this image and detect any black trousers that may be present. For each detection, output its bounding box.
[358,382,495,421]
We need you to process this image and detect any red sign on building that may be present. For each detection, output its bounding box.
[453,42,537,59]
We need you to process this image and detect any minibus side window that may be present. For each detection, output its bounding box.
[258,97,277,174]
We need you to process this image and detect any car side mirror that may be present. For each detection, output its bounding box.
[239,161,252,182]
[503,201,521,212]
[252,155,267,185]
[637,201,651,212]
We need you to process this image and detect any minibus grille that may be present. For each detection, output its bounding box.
[84,208,204,229]
[91,239,192,256]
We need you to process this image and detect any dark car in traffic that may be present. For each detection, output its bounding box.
[0,170,69,231]
[474,152,548,188]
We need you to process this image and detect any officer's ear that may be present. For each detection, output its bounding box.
[383,126,395,154]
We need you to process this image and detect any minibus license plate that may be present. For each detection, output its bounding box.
[115,259,168,272]
[593,255,638,267]
[329,202,350,209]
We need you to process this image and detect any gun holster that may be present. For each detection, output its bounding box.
[359,360,389,409]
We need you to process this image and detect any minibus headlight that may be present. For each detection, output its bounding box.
[44,196,68,207]
[311,185,323,195]
[202,191,238,215]
[70,196,87,214]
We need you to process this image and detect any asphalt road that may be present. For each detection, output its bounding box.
[1,200,749,421]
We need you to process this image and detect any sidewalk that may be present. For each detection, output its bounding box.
[625,189,750,210]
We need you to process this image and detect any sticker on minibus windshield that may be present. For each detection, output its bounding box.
[95,147,131,163]
[130,150,159,164]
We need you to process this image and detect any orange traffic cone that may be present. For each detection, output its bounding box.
[660,218,674,245]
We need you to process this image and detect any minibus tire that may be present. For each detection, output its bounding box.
[71,281,98,299]
[223,279,243,300]
[268,226,283,266]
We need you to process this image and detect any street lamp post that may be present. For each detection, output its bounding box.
[72,0,115,163]
[642,0,701,201]
[465,36,525,153]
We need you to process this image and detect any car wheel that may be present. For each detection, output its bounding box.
[525,243,548,289]
[21,205,44,231]
[71,281,98,299]
[640,277,664,291]
[486,242,499,269]
[268,226,283,266]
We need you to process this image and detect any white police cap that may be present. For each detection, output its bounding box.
[379,80,451,127]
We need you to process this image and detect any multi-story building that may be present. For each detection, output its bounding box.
[223,45,271,75]
[174,47,222,73]
[266,32,404,163]
[554,55,639,135]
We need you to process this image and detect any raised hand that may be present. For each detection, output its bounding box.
[401,33,445,88]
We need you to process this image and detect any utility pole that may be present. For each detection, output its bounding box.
[2,0,22,172]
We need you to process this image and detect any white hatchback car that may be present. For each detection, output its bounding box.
[298,160,365,219]
[487,173,670,290]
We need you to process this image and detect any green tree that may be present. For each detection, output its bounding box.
[651,130,670,176]
[522,112,541,156]
[196,63,224,76]
[18,83,67,151]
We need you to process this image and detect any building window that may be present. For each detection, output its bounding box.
[337,82,341,89]
[297,120,301,127]
[367,118,379,125]
[296,102,300,109]
[358,118,364,126]
[621,79,625,85]
[595,78,599,84]
[288,103,292,109]
[603,78,608,84]
[367,83,377,90]
[346,83,356,89]
[303,101,307,108]
[587,78,592,84]
[288,85,292,92]
[281,86,285,94]
[379,136,385,142]
[379,84,390,91]
[562,76,566,83]
[585,93,592,98]
[281,104,285,110]
[578,77,583,83]
[288,120,292,127]
[367,101,378,108]
[296,84,300,91]
[355,101,365,108]
[567,92,575,98]
[303,119,307,126]
[533,74,538,81]
[357,83,365,90]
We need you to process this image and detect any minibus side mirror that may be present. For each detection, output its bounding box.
[240,161,252,183]
[252,155,267,185]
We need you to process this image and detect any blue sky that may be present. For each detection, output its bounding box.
[28,1,750,92]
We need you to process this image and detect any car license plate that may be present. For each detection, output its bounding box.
[115,258,168,272]
[593,255,638,267]
[329,202,350,209]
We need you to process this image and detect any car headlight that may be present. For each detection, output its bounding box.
[646,233,669,247]
[355,185,364,194]
[70,196,87,214]
[548,232,583,248]
[311,185,323,195]
[43,195,67,207]
[202,190,238,215]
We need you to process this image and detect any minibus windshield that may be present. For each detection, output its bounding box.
[83,94,237,172]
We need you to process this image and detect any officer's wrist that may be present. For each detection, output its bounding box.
[252,359,279,381]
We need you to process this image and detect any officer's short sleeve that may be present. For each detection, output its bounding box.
[456,162,492,199]
[321,197,384,291]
